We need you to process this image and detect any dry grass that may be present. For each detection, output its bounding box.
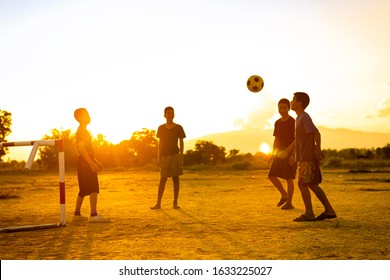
[0,169,389,260]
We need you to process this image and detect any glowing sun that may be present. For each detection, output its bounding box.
[259,142,271,154]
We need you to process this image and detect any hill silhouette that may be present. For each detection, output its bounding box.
[185,126,390,154]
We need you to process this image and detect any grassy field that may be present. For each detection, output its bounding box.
[0,169,389,260]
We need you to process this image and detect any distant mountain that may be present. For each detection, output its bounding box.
[184,126,390,153]
[317,126,390,150]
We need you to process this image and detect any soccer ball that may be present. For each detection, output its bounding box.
[247,75,264,92]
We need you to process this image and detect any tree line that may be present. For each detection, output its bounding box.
[1,109,390,170]
[36,128,238,169]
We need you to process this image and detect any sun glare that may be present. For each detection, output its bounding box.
[259,142,271,154]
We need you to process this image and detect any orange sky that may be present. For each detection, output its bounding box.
[1,0,390,161]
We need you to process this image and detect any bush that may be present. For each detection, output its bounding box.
[324,157,343,168]
[232,161,251,170]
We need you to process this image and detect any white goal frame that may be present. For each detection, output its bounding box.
[0,139,66,232]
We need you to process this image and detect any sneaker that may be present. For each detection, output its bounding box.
[89,215,110,223]
[72,214,88,222]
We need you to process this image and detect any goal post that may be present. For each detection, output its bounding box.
[0,139,66,232]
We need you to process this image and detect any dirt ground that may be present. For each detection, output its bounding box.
[0,169,389,260]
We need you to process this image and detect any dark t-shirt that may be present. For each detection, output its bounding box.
[273,116,295,150]
[76,126,95,158]
[157,124,186,157]
[296,112,318,162]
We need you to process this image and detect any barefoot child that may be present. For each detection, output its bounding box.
[289,92,337,221]
[151,106,186,210]
[268,98,296,210]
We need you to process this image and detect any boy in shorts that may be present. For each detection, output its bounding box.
[73,108,108,222]
[289,92,337,221]
[151,107,186,210]
[268,98,296,210]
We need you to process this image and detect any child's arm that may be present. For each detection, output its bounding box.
[271,137,279,156]
[157,141,161,166]
[179,138,184,166]
[277,139,295,159]
[314,129,322,162]
[179,138,184,154]
[78,141,100,173]
[285,140,295,155]
[93,158,103,171]
[289,143,296,166]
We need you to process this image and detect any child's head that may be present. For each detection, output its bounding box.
[74,108,90,124]
[293,92,310,109]
[164,106,175,121]
[278,98,290,117]
[164,106,174,115]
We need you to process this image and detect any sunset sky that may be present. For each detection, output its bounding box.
[1,0,390,161]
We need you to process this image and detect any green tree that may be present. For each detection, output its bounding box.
[184,149,202,166]
[338,148,359,160]
[322,149,338,159]
[92,134,120,167]
[127,128,158,166]
[116,139,137,167]
[186,140,226,165]
[381,144,390,159]
[226,149,246,162]
[0,110,12,161]
[228,149,240,158]
[39,128,77,169]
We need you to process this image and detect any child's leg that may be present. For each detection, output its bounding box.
[157,177,168,204]
[172,176,180,207]
[151,177,167,209]
[90,192,98,216]
[75,195,84,215]
[286,179,294,205]
[295,163,315,218]
[268,176,288,205]
[309,184,336,215]
[298,184,315,218]
[86,192,109,222]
